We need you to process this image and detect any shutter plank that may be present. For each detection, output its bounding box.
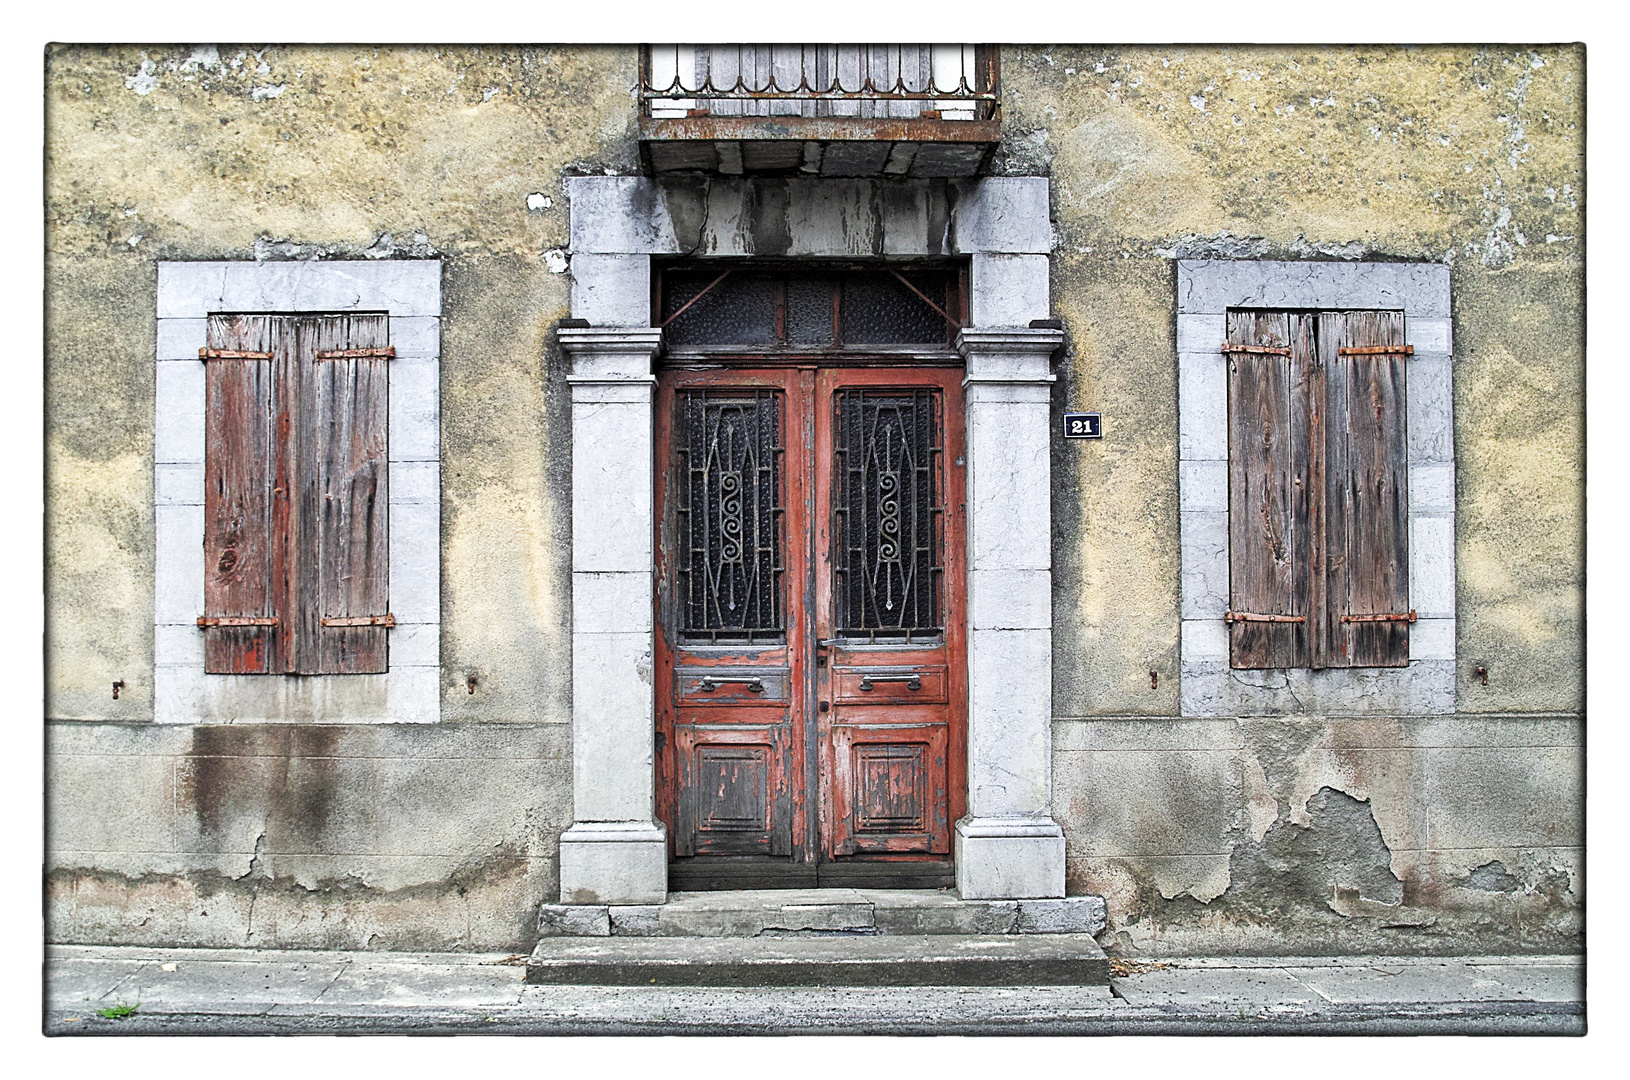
[202,315,277,673]
[1319,311,1409,667]
[306,314,391,674]
[1226,311,1309,669]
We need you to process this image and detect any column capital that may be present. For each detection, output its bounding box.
[956,327,1063,385]
[558,326,662,380]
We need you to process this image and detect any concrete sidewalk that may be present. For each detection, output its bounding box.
[44,946,1584,1035]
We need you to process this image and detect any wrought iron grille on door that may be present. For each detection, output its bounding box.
[676,389,786,644]
[832,388,944,642]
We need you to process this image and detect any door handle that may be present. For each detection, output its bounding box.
[858,674,922,691]
[696,675,764,693]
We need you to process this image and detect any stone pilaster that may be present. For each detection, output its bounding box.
[954,327,1067,899]
[557,326,667,904]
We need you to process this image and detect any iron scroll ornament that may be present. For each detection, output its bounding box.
[832,388,945,643]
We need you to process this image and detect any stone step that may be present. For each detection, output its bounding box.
[538,888,1107,939]
[525,933,1110,987]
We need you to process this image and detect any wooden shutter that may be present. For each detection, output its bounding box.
[1226,312,1313,669]
[1316,311,1409,668]
[295,314,391,674]
[201,315,279,673]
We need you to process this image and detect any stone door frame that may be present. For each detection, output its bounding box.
[556,177,1065,903]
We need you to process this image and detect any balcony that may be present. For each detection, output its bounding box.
[639,45,1001,178]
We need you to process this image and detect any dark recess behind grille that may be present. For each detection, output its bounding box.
[833,388,944,642]
[676,390,786,644]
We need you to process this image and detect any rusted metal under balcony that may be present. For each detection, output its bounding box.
[640,45,1001,178]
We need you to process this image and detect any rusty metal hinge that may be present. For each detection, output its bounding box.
[1341,610,1417,624]
[199,348,273,360]
[1220,344,1292,356]
[1224,611,1307,625]
[314,347,396,361]
[321,614,397,627]
[1336,345,1414,356]
[197,616,278,627]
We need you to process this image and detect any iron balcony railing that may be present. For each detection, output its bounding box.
[642,45,999,122]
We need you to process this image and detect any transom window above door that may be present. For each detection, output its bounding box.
[656,264,966,357]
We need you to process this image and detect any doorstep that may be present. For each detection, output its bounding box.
[536,888,1109,938]
[524,933,1112,987]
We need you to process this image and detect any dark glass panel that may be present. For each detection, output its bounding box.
[664,271,779,346]
[841,272,949,345]
[786,274,837,344]
[832,388,944,641]
[677,390,785,644]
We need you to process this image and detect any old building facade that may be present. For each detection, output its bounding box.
[45,44,1583,956]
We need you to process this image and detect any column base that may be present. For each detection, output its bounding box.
[955,818,1066,900]
[558,822,668,905]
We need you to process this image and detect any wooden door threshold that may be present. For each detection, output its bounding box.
[668,856,955,892]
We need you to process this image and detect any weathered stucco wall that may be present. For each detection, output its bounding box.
[44,43,1583,954]
[1007,45,1583,952]
[45,44,635,948]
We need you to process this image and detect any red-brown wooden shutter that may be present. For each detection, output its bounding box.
[1226,311,1314,669]
[1316,311,1410,668]
[296,314,391,674]
[201,315,278,673]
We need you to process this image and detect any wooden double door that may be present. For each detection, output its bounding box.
[655,365,967,888]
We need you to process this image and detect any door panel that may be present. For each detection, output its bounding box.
[830,664,949,704]
[674,723,794,856]
[657,369,809,865]
[827,723,951,855]
[813,367,965,866]
[657,365,964,881]
[674,666,792,704]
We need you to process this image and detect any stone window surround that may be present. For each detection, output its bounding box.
[555,176,1068,904]
[153,260,442,724]
[1177,259,1456,717]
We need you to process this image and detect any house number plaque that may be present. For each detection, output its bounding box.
[1062,412,1102,440]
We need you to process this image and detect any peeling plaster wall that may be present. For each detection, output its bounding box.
[45,44,1582,954]
[1017,45,1583,953]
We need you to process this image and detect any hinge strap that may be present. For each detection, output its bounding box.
[1336,345,1413,356]
[321,614,397,627]
[314,347,396,360]
[1341,610,1417,624]
[199,348,273,360]
[197,616,278,627]
[1220,344,1292,356]
[1224,611,1306,624]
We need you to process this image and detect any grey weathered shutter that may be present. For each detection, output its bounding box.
[1226,311,1313,669]
[1315,311,1410,668]
[201,315,279,673]
[297,314,391,674]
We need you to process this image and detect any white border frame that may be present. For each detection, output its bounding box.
[153,260,442,724]
[1177,259,1456,717]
